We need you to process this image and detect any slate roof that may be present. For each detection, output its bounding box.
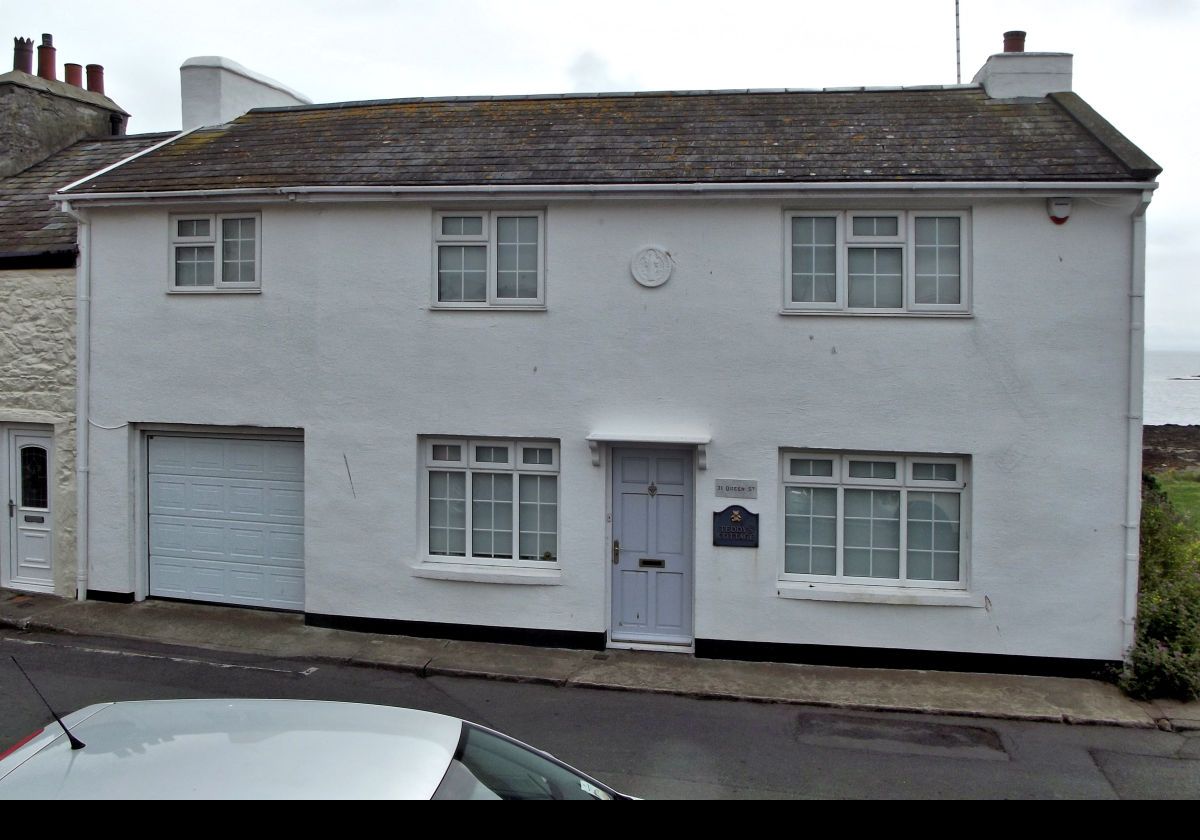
[64,87,1159,196]
[0,132,172,257]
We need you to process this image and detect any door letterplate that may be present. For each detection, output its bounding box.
[24,515,45,524]
[612,540,620,565]
[639,558,665,569]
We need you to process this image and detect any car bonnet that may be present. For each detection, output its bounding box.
[0,699,463,800]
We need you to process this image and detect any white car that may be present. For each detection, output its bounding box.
[0,699,630,800]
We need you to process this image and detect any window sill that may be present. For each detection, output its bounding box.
[777,581,984,607]
[428,304,547,312]
[778,309,972,318]
[411,561,563,585]
[167,288,262,295]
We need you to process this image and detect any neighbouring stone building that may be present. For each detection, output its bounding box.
[0,34,167,595]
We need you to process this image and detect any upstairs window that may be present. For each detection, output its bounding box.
[784,211,968,314]
[433,211,545,308]
[170,213,261,291]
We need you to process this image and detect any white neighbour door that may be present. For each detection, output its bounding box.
[610,448,694,646]
[148,435,305,611]
[5,431,55,593]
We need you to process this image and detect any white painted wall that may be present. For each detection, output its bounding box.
[180,57,310,129]
[81,194,1140,660]
[0,267,77,596]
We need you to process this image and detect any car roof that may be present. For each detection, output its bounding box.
[0,699,464,799]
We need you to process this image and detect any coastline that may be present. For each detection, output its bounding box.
[1144,424,1200,473]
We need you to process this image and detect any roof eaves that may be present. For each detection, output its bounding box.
[60,180,1162,203]
[1048,91,1162,180]
[0,247,77,269]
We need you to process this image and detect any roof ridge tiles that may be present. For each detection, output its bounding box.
[245,84,987,115]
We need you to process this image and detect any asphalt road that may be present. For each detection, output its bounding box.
[1,630,1197,799]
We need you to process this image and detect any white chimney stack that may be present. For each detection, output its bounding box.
[180,56,310,129]
[972,30,1072,99]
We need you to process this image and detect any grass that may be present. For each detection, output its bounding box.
[1157,469,1200,530]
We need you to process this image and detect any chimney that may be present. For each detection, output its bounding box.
[972,30,1072,99]
[13,37,33,73]
[86,64,105,95]
[36,33,55,81]
[180,56,310,129]
[0,34,130,175]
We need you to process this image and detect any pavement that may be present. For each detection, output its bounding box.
[2,588,1198,732]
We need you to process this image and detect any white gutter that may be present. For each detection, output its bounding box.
[55,180,1161,205]
[59,200,90,601]
[1123,189,1154,653]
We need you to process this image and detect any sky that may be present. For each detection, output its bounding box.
[7,0,1197,349]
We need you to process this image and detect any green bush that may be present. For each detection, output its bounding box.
[1120,477,1200,700]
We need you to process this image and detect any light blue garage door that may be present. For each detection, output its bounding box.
[148,436,304,610]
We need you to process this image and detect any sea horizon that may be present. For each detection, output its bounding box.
[1145,349,1200,426]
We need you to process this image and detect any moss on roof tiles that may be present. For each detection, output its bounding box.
[67,88,1157,194]
[0,132,173,253]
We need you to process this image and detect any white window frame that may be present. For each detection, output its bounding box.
[780,451,969,590]
[907,211,970,313]
[421,437,560,568]
[846,212,906,244]
[783,453,841,483]
[432,210,546,309]
[168,213,262,293]
[782,210,969,314]
[907,456,963,488]
[783,212,845,311]
[842,455,904,486]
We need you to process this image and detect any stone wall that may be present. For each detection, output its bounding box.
[0,81,120,177]
[0,267,76,596]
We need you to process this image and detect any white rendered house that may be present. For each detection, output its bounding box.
[54,36,1160,672]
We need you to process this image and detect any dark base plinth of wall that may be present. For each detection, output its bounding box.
[304,613,607,651]
[85,589,135,604]
[305,613,1118,680]
[695,638,1119,680]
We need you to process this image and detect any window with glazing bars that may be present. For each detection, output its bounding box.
[425,439,559,564]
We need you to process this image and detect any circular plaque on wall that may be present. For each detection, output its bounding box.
[631,247,673,288]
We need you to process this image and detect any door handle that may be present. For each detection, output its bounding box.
[7,499,12,518]
[612,540,620,565]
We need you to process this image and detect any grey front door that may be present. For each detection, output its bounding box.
[611,448,693,645]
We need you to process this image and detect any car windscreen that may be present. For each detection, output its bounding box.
[432,724,615,801]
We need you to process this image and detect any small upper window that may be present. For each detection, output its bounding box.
[784,211,968,314]
[434,211,545,308]
[170,213,261,291]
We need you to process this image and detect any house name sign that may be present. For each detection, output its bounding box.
[713,505,759,548]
